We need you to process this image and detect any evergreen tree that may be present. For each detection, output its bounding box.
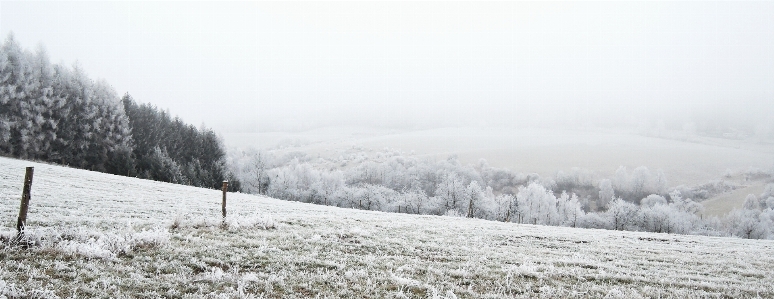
[121,94,236,190]
[0,33,236,190]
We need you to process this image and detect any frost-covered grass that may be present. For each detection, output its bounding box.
[1,157,773,298]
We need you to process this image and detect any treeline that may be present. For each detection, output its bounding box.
[122,96,239,190]
[0,34,237,190]
[230,148,774,239]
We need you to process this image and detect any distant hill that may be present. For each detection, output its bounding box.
[226,126,774,217]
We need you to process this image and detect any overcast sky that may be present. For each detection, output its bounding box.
[1,1,772,132]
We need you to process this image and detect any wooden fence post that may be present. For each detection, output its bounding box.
[17,167,34,234]
[222,181,228,218]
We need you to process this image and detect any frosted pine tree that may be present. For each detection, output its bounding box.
[0,34,32,156]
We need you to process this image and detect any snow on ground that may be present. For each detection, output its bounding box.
[1,156,773,298]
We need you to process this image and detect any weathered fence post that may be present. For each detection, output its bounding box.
[222,181,228,218]
[17,167,34,234]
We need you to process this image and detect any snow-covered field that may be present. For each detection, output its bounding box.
[1,157,773,298]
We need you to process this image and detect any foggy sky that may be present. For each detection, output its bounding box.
[1,1,772,132]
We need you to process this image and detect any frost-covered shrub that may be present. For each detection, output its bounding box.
[597,179,615,210]
[725,209,770,239]
[55,240,116,259]
[578,212,610,229]
[641,194,667,207]
[760,183,774,203]
[555,168,595,192]
[611,166,668,203]
[605,198,639,231]
[1,226,169,259]
[743,194,760,210]
[765,197,774,210]
[515,183,560,225]
[428,289,459,299]
[556,192,585,227]
[443,210,465,218]
[744,167,772,181]
[0,230,18,247]
[639,203,701,235]
[225,213,276,230]
[673,180,739,201]
[170,213,276,231]
[0,279,60,299]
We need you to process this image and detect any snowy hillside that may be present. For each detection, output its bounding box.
[1,156,773,298]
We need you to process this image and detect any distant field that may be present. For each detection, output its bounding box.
[702,183,768,217]
[225,127,774,186]
[2,157,773,298]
